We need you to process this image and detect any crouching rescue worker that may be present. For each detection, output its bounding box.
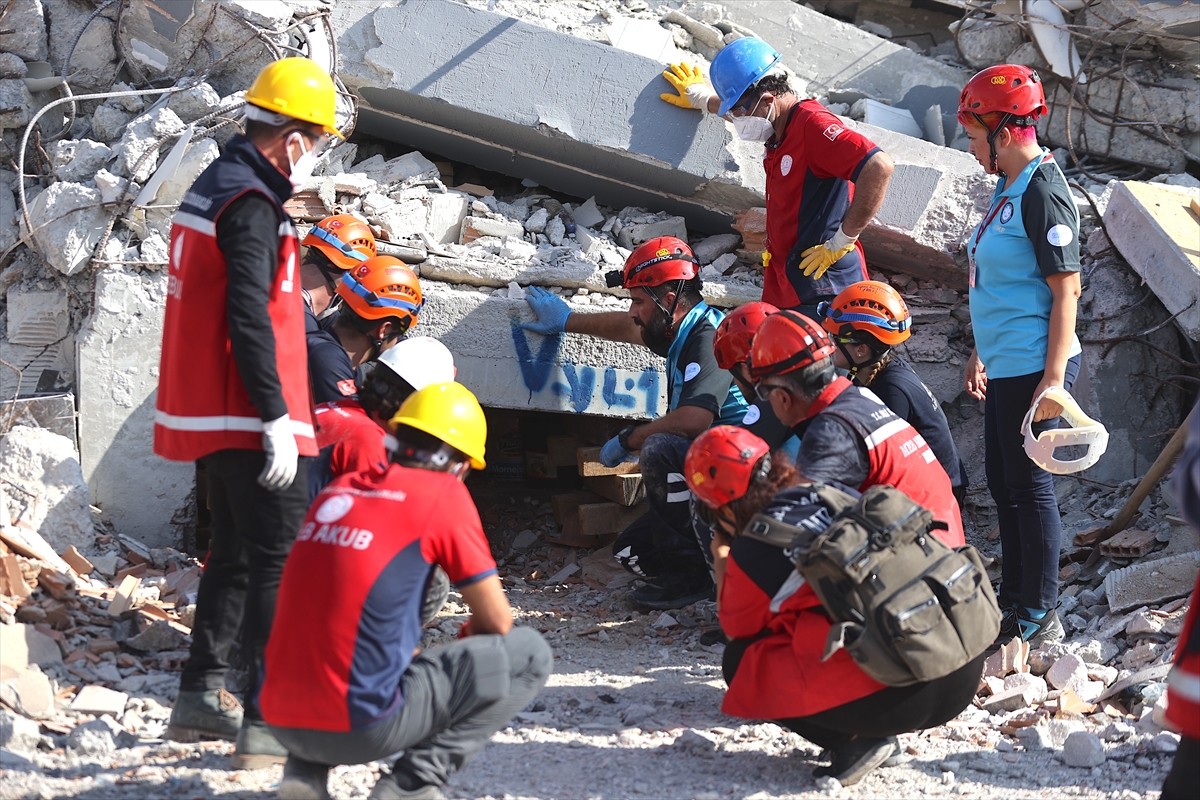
[520,237,748,610]
[261,382,553,800]
[685,426,983,786]
[154,56,335,767]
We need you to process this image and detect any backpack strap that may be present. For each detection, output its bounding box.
[740,482,856,548]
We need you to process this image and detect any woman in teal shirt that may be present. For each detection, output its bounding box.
[958,65,1082,648]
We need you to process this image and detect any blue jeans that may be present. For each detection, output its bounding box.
[984,355,1080,611]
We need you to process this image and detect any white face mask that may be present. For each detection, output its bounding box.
[731,97,776,143]
[286,132,320,192]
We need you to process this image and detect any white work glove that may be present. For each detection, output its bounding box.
[259,415,299,491]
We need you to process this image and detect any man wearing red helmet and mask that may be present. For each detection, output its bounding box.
[521,237,747,610]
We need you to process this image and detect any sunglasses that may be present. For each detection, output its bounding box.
[754,381,789,402]
[728,93,762,118]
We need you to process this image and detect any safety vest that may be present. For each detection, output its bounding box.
[810,378,965,547]
[154,136,316,462]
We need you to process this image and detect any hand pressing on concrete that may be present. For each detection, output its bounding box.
[660,62,718,112]
[521,286,571,335]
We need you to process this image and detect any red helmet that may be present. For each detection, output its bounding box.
[819,281,912,348]
[685,425,771,509]
[303,214,377,270]
[714,302,779,370]
[957,64,1046,130]
[336,256,423,326]
[622,236,698,289]
[749,310,836,380]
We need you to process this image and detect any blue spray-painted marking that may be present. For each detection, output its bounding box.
[602,368,635,409]
[510,322,561,397]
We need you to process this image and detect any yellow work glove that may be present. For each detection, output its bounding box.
[799,226,857,280]
[660,62,717,111]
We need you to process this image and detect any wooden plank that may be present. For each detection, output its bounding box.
[550,491,605,527]
[584,473,645,507]
[577,446,640,477]
[578,501,645,538]
[107,575,142,617]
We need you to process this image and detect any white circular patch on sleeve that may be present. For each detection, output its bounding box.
[315,493,354,523]
[1046,224,1074,247]
[781,155,793,176]
[741,404,761,425]
[684,362,701,381]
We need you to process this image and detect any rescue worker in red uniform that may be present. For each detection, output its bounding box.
[684,426,983,786]
[660,37,894,315]
[748,311,965,547]
[1162,403,1199,800]
[153,57,339,769]
[262,382,553,800]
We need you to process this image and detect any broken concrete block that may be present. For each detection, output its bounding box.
[165,81,222,123]
[0,426,93,554]
[0,623,63,670]
[0,0,48,61]
[1001,672,1048,704]
[93,169,128,206]
[359,151,440,186]
[46,0,119,91]
[27,181,106,276]
[91,103,136,143]
[948,15,1024,69]
[1062,731,1106,767]
[499,237,538,262]
[0,336,73,399]
[461,215,525,245]
[0,709,41,753]
[332,0,753,233]
[573,197,606,229]
[0,170,17,254]
[1046,653,1089,692]
[0,53,26,79]
[1102,181,1200,340]
[47,138,113,184]
[112,107,186,183]
[5,288,69,346]
[1104,552,1200,612]
[70,686,128,718]
[525,207,550,234]
[77,269,192,549]
[546,215,566,246]
[693,233,741,265]
[426,193,470,245]
[981,683,1042,713]
[330,172,379,196]
[617,216,688,249]
[0,79,33,130]
[124,620,186,653]
[0,665,55,719]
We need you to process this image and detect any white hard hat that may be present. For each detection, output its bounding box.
[1022,386,1109,475]
[377,337,456,391]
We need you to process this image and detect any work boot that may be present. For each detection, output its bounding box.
[278,755,332,800]
[630,572,714,611]
[1018,608,1065,648]
[986,606,1020,653]
[232,718,288,770]
[368,772,446,800]
[813,736,898,786]
[166,688,243,742]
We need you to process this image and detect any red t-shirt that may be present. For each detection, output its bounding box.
[314,400,388,477]
[261,464,497,732]
[762,100,878,308]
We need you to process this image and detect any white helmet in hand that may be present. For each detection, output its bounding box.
[377,337,456,391]
[1023,386,1109,475]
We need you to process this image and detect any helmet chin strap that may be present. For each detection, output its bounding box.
[976,111,1014,173]
[839,340,890,385]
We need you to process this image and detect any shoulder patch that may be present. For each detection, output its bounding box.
[1046,224,1074,247]
[337,378,357,396]
[999,202,1014,224]
[823,123,844,141]
[684,362,701,381]
[315,493,353,524]
[741,404,762,425]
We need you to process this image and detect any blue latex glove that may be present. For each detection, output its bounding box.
[521,286,571,334]
[599,435,632,468]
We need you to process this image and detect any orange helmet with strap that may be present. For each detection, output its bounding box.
[684,425,771,509]
[303,214,377,270]
[335,256,423,327]
[617,236,698,289]
[714,301,779,370]
[748,310,836,380]
[818,281,912,349]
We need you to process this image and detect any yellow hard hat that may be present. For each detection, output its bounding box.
[245,57,341,138]
[390,382,487,470]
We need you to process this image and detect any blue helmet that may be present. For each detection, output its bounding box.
[710,37,783,116]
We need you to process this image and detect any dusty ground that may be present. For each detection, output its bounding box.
[0,478,1179,800]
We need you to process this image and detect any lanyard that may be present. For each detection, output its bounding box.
[969,153,1054,287]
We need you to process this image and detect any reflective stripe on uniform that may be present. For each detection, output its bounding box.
[173,212,217,236]
[155,410,315,439]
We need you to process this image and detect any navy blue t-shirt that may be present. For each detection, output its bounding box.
[307,308,358,404]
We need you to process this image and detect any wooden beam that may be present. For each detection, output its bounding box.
[584,473,645,506]
[577,446,640,477]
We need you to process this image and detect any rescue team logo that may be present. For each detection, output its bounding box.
[780,154,793,176]
[991,75,1007,85]
[742,404,761,425]
[337,378,356,396]
[999,202,1014,224]
[315,493,353,524]
[1046,224,1074,247]
[823,123,844,141]
[684,362,701,381]
[656,248,670,258]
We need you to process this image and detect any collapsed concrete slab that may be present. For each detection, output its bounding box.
[1101,181,1200,341]
[0,425,93,555]
[332,0,757,233]
[1104,552,1200,612]
[76,269,191,550]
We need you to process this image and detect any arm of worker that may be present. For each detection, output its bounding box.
[218,193,287,421]
[457,575,514,636]
[565,310,644,345]
[838,151,894,240]
[965,348,987,401]
[795,415,870,488]
[623,405,715,450]
[521,286,643,344]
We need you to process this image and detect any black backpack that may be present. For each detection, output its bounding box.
[742,483,1000,687]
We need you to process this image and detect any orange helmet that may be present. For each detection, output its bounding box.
[620,236,698,289]
[303,214,377,270]
[818,281,912,349]
[714,302,779,370]
[958,64,1046,134]
[336,256,423,326]
[748,310,836,380]
[685,425,771,509]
